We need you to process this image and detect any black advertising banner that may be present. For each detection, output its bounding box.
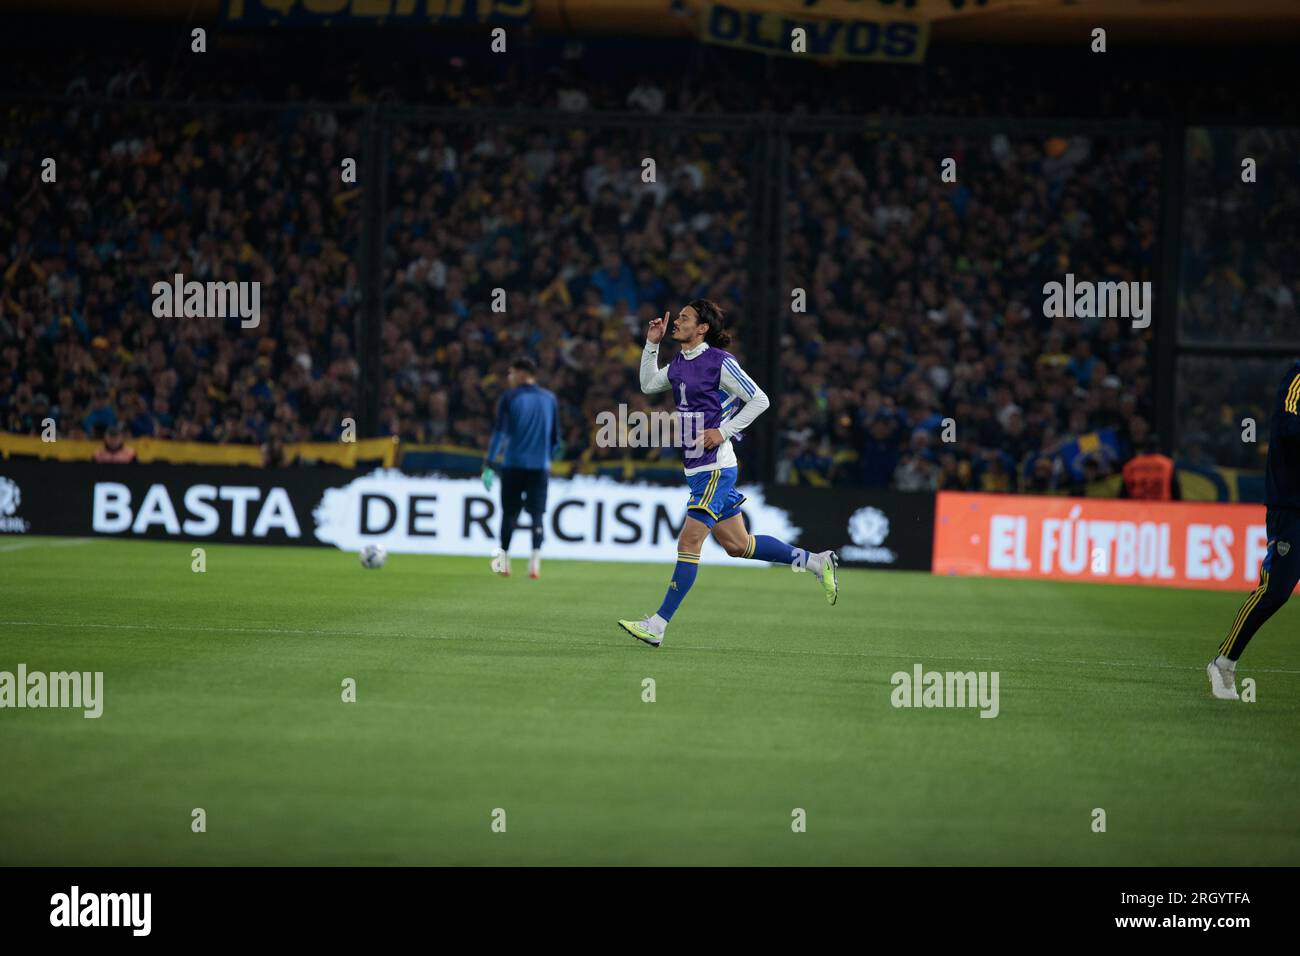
[0,460,344,546]
[764,485,935,571]
[0,460,934,569]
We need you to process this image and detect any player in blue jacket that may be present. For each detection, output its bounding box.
[484,357,561,579]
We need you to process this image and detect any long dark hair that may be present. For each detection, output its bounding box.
[688,298,731,348]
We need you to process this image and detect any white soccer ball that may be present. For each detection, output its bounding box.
[359,544,387,569]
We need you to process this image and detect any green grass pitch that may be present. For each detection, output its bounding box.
[1,535,1297,866]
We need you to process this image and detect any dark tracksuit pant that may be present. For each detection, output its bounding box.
[1219,508,1300,661]
[499,466,548,552]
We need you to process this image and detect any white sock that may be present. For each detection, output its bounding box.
[805,551,824,576]
[649,613,668,633]
[1215,655,1236,671]
[530,549,540,566]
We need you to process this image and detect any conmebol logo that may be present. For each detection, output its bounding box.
[0,475,30,533]
[842,505,896,564]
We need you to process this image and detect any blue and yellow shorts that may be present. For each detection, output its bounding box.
[685,466,746,529]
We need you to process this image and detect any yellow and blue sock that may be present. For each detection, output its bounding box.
[744,534,810,568]
[656,549,700,622]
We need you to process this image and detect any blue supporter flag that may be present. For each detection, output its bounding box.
[1059,426,1123,481]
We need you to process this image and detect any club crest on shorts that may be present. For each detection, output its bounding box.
[1279,541,1291,557]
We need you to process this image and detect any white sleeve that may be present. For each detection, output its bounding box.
[718,356,770,439]
[640,342,672,394]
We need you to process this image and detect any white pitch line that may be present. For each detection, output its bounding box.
[0,538,91,552]
[0,619,322,636]
[2,619,1299,675]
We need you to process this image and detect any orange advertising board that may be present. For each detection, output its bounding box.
[933,492,1278,592]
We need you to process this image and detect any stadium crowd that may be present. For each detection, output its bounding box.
[0,101,365,466]
[1,39,1286,491]
[778,132,1160,490]
[7,33,1299,123]
[379,123,752,471]
[1174,127,1300,470]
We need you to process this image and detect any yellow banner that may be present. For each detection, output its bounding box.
[284,437,398,468]
[0,433,398,468]
[702,2,928,61]
[710,0,1041,20]
[221,0,532,26]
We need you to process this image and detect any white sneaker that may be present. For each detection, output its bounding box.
[1207,658,1239,700]
[813,550,839,606]
[490,549,511,577]
[617,614,665,648]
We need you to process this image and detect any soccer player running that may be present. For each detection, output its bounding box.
[618,300,839,648]
[484,357,561,579]
[1208,358,1300,699]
